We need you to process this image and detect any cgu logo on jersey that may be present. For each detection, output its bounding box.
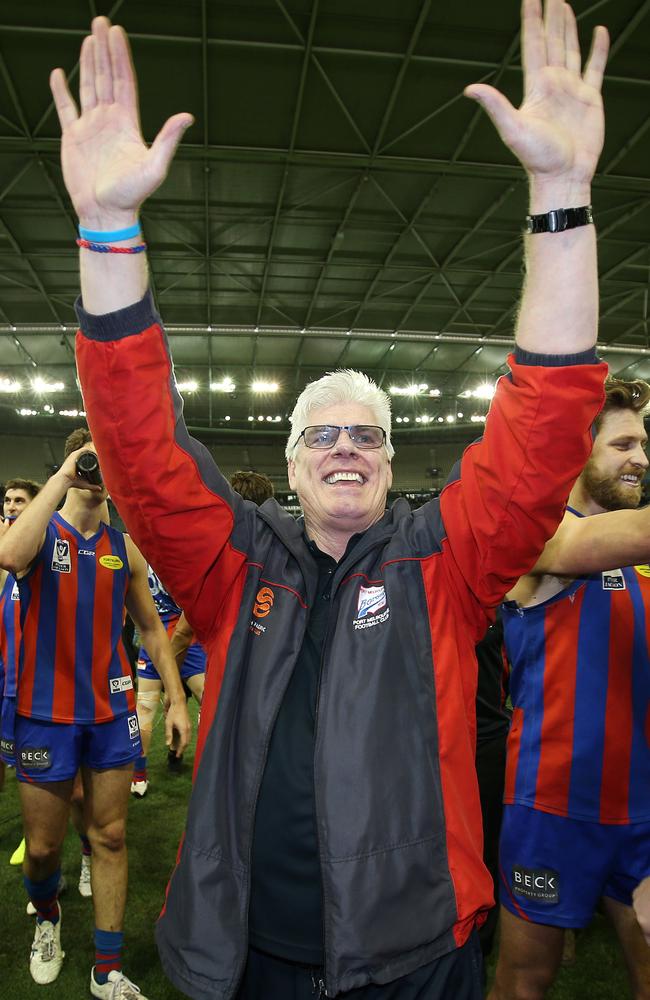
[353,584,390,631]
[602,569,626,591]
[253,587,275,619]
[52,538,71,574]
[109,675,134,695]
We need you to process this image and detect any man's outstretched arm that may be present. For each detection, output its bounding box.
[466,0,608,356]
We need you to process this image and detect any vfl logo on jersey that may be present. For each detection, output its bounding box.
[253,587,274,619]
[10,580,19,601]
[353,584,390,631]
[602,569,625,591]
[20,747,52,770]
[635,564,650,579]
[109,675,134,695]
[127,714,140,741]
[512,866,559,905]
[99,555,124,571]
[52,539,71,573]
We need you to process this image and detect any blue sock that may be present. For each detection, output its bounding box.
[24,869,61,924]
[94,928,124,983]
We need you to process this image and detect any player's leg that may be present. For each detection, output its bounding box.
[15,716,79,984]
[603,896,650,1000]
[602,822,650,1000]
[83,711,149,997]
[132,662,162,795]
[70,769,93,896]
[489,907,565,1000]
[491,805,605,999]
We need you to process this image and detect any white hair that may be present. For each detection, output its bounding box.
[285,369,394,460]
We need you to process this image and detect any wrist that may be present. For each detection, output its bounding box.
[77,210,140,232]
[527,176,591,215]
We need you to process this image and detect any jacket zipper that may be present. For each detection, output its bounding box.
[311,969,327,997]
[228,607,312,1000]
[313,571,336,998]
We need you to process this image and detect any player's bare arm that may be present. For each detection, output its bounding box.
[123,537,191,754]
[170,612,195,673]
[0,448,101,577]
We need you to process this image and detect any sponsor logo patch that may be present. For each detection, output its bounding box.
[20,746,52,770]
[353,584,390,631]
[602,569,625,590]
[0,737,15,755]
[99,554,123,571]
[127,715,140,740]
[253,587,274,619]
[10,581,19,601]
[511,866,560,904]
[79,549,95,557]
[51,538,71,574]
[109,675,134,694]
[635,564,650,579]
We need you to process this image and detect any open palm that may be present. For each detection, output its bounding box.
[466,0,609,183]
[50,18,192,226]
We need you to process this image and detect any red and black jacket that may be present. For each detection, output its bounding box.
[76,291,605,1000]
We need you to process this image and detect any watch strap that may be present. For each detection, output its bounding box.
[525,205,593,235]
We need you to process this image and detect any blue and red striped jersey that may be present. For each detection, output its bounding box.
[0,572,21,698]
[502,565,650,824]
[147,564,181,623]
[17,512,135,724]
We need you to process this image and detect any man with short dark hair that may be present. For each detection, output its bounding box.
[0,436,191,999]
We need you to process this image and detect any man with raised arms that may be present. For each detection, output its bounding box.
[51,2,609,997]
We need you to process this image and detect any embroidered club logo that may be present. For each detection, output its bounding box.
[52,538,71,574]
[357,585,386,618]
[602,569,625,591]
[253,587,274,619]
[353,584,390,631]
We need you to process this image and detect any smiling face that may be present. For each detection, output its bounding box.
[581,407,648,512]
[287,402,393,543]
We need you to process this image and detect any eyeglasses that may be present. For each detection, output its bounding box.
[297,424,386,450]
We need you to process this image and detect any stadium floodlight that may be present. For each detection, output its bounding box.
[32,376,64,393]
[252,380,279,393]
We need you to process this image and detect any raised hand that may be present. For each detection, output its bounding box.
[465,0,609,188]
[50,17,193,228]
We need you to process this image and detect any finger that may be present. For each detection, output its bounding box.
[583,25,609,91]
[148,113,194,185]
[464,85,519,148]
[108,25,140,127]
[545,0,567,68]
[521,0,546,82]
[564,3,581,75]
[92,16,114,104]
[79,35,98,113]
[49,68,79,130]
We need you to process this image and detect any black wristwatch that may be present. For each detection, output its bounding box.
[525,205,593,235]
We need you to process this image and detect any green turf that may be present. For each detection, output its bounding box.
[0,704,633,998]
